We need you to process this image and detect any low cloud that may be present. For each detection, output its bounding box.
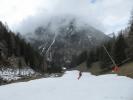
[0,0,133,34]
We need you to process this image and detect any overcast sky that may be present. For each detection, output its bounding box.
[0,0,133,34]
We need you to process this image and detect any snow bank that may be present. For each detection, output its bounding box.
[0,70,133,100]
[0,67,36,82]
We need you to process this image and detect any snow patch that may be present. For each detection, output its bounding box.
[0,67,36,82]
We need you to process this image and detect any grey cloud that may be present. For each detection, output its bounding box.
[14,0,133,34]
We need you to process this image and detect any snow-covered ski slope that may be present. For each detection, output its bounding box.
[0,71,133,100]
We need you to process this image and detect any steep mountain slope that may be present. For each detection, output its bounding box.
[26,19,109,69]
[0,21,46,72]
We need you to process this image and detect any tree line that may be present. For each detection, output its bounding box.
[0,21,46,72]
[76,11,133,70]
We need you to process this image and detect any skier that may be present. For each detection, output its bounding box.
[78,71,82,80]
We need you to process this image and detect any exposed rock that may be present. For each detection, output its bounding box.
[26,19,109,69]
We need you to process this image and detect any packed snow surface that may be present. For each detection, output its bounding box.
[0,70,133,100]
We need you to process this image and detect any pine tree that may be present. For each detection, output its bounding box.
[77,51,87,65]
[86,51,95,68]
[112,32,127,64]
[127,11,133,59]
[0,21,47,72]
[99,41,113,69]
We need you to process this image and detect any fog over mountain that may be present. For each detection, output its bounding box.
[9,0,132,69]
[4,0,132,34]
[24,18,109,69]
[0,0,133,84]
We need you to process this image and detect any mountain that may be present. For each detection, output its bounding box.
[26,18,109,69]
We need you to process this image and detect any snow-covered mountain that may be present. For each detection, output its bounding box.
[26,18,109,69]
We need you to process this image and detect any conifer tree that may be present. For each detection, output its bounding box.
[112,32,127,64]
[127,11,133,59]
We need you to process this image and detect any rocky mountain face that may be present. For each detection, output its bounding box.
[26,19,109,69]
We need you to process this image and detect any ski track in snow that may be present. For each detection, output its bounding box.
[0,71,133,100]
